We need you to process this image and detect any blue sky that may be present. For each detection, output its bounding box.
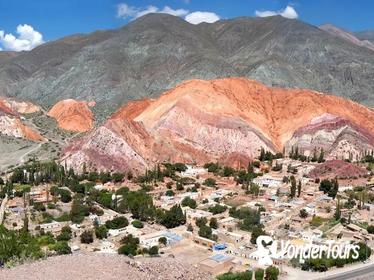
[0,0,373,51]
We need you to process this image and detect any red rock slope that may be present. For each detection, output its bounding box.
[0,98,44,141]
[48,99,94,132]
[62,78,374,173]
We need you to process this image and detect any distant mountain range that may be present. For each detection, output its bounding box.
[354,30,374,43]
[0,14,373,121]
[319,24,374,51]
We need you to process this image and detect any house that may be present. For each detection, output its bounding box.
[108,227,132,237]
[185,208,213,224]
[29,189,51,203]
[199,254,235,274]
[253,176,283,188]
[300,229,323,242]
[139,231,183,248]
[346,224,364,233]
[209,190,230,201]
[192,235,216,247]
[181,165,207,177]
[39,221,62,234]
[218,217,238,231]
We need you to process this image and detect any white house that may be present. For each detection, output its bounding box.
[181,165,207,177]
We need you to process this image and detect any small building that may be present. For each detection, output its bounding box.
[29,189,51,203]
[346,224,364,233]
[192,235,216,247]
[139,231,183,248]
[181,165,207,177]
[218,217,238,232]
[199,254,235,274]
[185,208,213,224]
[39,221,62,234]
[253,176,283,188]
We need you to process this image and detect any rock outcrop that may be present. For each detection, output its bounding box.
[47,99,94,132]
[1,98,41,114]
[0,98,44,141]
[62,78,374,173]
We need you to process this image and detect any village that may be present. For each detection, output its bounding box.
[1,152,374,279]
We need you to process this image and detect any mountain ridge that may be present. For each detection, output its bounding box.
[0,13,373,121]
[62,77,374,173]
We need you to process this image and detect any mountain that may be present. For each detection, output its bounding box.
[0,14,374,121]
[319,24,374,51]
[62,78,374,173]
[47,99,95,132]
[354,30,374,43]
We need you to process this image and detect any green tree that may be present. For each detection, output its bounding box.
[318,148,325,163]
[118,234,139,256]
[158,237,167,246]
[367,225,374,234]
[149,245,159,255]
[265,266,279,280]
[297,180,302,197]
[70,196,89,224]
[95,225,108,239]
[198,225,213,239]
[250,226,266,244]
[334,199,341,220]
[80,230,94,244]
[132,220,144,228]
[290,176,296,198]
[181,197,197,209]
[217,271,253,280]
[105,216,129,229]
[249,183,260,196]
[50,241,71,255]
[209,217,218,229]
[161,204,186,228]
[255,269,265,280]
[299,209,308,218]
[56,226,72,241]
[187,223,194,232]
[203,178,216,187]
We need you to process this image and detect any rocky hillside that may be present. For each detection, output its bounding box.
[0,98,44,141]
[354,30,374,43]
[62,78,374,173]
[320,24,374,51]
[0,253,212,280]
[0,14,373,120]
[47,99,94,132]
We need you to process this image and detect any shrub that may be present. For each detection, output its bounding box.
[131,220,144,228]
[80,230,94,244]
[105,216,129,229]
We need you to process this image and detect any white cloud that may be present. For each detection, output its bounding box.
[0,24,44,51]
[117,3,188,20]
[116,3,220,25]
[185,11,220,24]
[255,5,298,19]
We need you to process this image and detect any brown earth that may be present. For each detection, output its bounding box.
[0,253,212,280]
[308,160,368,179]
